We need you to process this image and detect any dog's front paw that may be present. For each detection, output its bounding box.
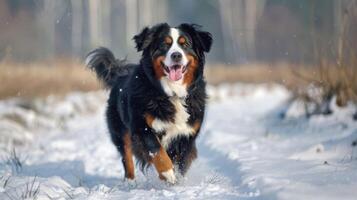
[159,168,176,184]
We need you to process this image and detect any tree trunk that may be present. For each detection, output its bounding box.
[88,0,101,47]
[71,0,83,58]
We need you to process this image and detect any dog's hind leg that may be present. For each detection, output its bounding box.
[121,131,135,179]
[107,106,135,180]
[110,127,135,180]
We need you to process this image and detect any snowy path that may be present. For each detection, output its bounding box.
[1,84,357,199]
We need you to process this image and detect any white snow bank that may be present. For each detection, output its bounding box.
[204,83,357,200]
[0,91,106,148]
[0,83,356,199]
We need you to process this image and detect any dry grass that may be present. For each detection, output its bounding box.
[0,60,320,100]
[296,59,357,107]
[0,60,314,100]
[0,59,355,104]
[205,62,314,88]
[0,60,101,100]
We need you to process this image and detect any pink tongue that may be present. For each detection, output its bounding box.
[169,67,183,81]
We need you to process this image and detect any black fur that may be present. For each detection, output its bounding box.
[86,47,133,88]
[86,23,212,177]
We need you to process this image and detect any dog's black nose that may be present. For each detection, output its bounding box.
[171,52,182,62]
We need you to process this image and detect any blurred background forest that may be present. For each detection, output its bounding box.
[0,0,356,101]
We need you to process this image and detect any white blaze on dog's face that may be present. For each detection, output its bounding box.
[135,24,212,94]
[143,24,208,97]
[162,28,189,82]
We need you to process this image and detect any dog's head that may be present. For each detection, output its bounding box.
[134,23,212,87]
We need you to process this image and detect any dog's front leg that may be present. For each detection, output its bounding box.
[141,129,176,184]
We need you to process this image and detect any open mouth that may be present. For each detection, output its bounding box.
[161,62,188,81]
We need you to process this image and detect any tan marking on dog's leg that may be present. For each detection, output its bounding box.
[123,132,135,179]
[150,147,176,183]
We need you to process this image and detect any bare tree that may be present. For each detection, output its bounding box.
[125,0,138,50]
[101,0,112,48]
[38,1,56,60]
[71,0,83,57]
[88,0,101,47]
[218,0,266,63]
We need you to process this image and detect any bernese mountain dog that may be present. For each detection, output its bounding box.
[85,23,212,184]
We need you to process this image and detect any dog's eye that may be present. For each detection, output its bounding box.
[178,37,190,48]
[164,37,172,46]
[178,37,186,46]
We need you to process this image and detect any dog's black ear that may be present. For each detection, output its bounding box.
[178,23,213,52]
[133,27,151,52]
[133,23,170,52]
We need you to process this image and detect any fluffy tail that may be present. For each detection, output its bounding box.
[85,47,130,88]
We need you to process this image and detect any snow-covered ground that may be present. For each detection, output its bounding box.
[0,84,356,200]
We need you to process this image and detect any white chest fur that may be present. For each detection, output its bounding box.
[160,77,187,98]
[151,96,194,149]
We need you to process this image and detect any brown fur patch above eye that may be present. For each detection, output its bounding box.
[123,132,135,179]
[183,54,199,86]
[178,37,186,45]
[164,36,172,45]
[153,56,166,80]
